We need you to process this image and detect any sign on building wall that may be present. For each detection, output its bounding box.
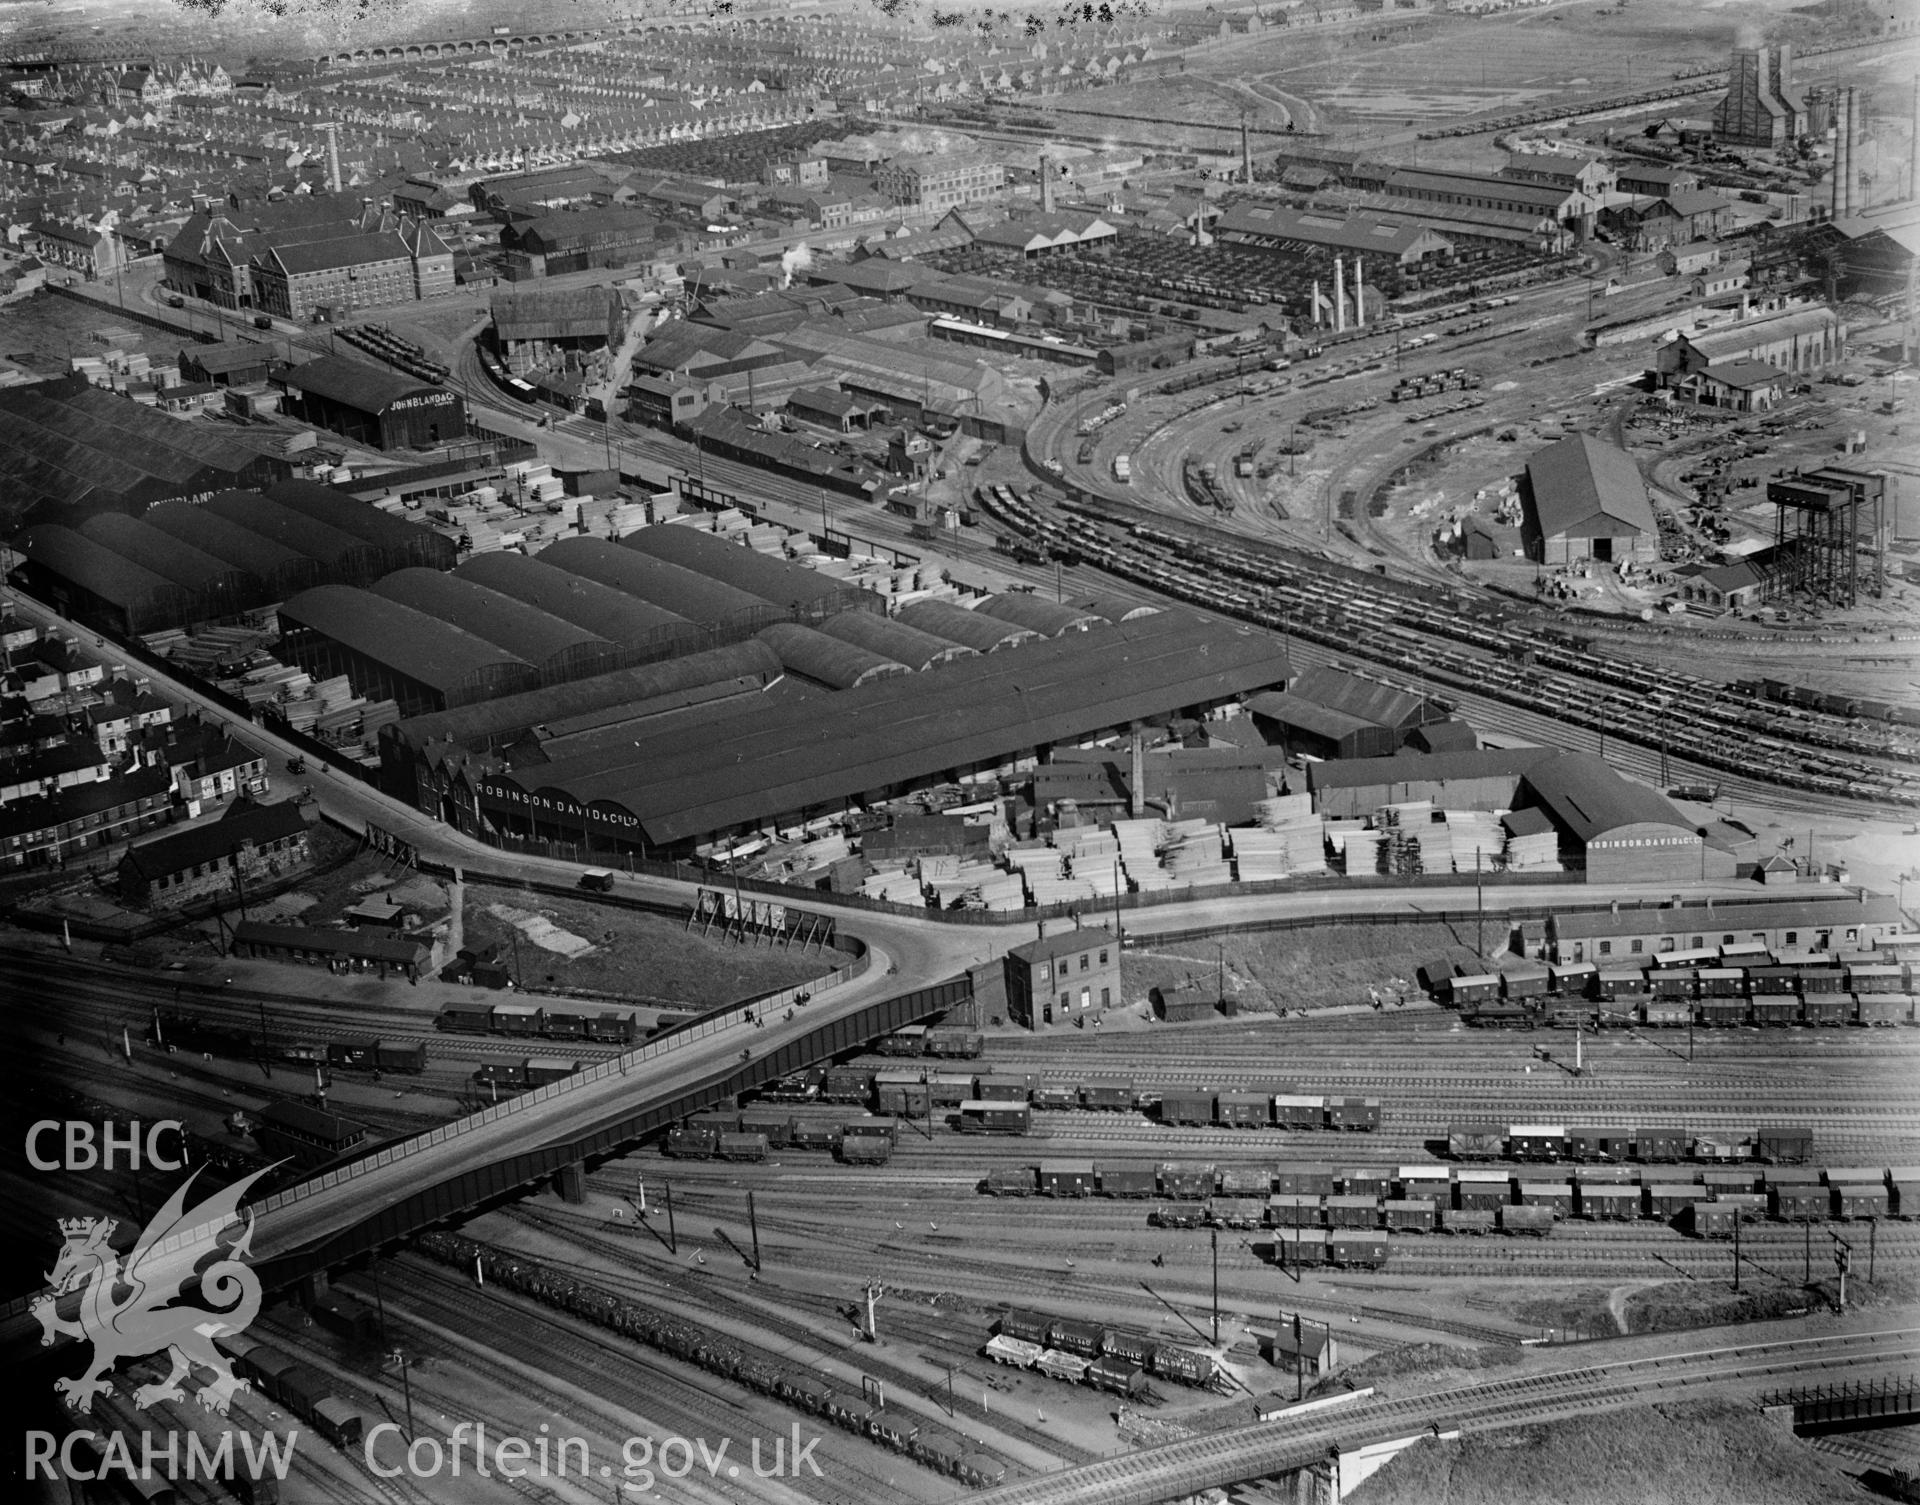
[365,822,418,868]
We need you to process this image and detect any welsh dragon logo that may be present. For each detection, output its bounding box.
[32,1165,271,1415]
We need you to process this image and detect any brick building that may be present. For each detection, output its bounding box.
[1004,924,1120,1030]
[876,153,1004,212]
[116,797,311,907]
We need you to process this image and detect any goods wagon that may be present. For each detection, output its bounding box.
[1098,1165,1158,1199]
[1496,1206,1554,1237]
[1384,1199,1437,1233]
[957,1100,1032,1135]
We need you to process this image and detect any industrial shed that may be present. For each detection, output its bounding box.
[476,611,1293,853]
[756,621,910,690]
[1245,690,1398,761]
[369,569,623,687]
[271,355,467,452]
[78,513,263,620]
[1522,433,1658,566]
[11,524,194,636]
[453,552,699,662]
[1071,594,1161,625]
[202,491,389,588]
[817,610,977,669]
[1308,747,1556,820]
[1517,751,1713,884]
[263,480,456,572]
[538,536,781,631]
[142,500,325,600]
[897,598,1040,653]
[277,585,540,717]
[975,593,1104,637]
[620,524,882,621]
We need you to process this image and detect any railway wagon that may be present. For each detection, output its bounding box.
[1398,1168,1452,1206]
[998,1309,1052,1345]
[1218,1165,1275,1196]
[1713,1192,1768,1220]
[1517,1182,1574,1218]
[924,1028,985,1058]
[1697,967,1745,999]
[1100,1329,1157,1367]
[1037,1350,1091,1382]
[1574,1164,1641,1184]
[988,1335,1044,1368]
[312,1292,379,1344]
[1325,1194,1384,1229]
[1219,1092,1270,1128]
[1455,1170,1514,1211]
[1642,1000,1692,1027]
[984,1166,1035,1195]
[788,1117,841,1152]
[1098,1164,1158,1199]
[1384,1199,1437,1233]
[1796,966,1848,995]
[1330,1231,1390,1267]
[1033,1081,1080,1110]
[1890,1169,1920,1216]
[1576,1184,1642,1221]
[1770,1185,1830,1222]
[822,1067,875,1103]
[1497,1206,1555,1237]
[1088,1356,1149,1399]
[1834,1184,1889,1220]
[1509,1125,1565,1162]
[976,1074,1034,1102]
[875,1027,926,1056]
[1040,1160,1097,1197]
[1209,1196,1267,1228]
[666,1124,719,1158]
[1155,1203,1205,1228]
[1691,1202,1741,1239]
[1502,967,1551,1002]
[1698,999,1750,1026]
[1082,1078,1136,1112]
[1448,974,1501,1007]
[1596,968,1649,1001]
[1746,965,1800,998]
[1847,964,1905,995]
[1756,1126,1814,1164]
[1339,1167,1392,1199]
[1442,1207,1497,1236]
[1448,1122,1507,1160]
[1566,1127,1631,1162]
[1802,997,1850,1026]
[957,1100,1032,1135]
[1632,1127,1690,1163]
[1695,1132,1754,1163]
[1267,1194,1324,1228]
[1649,970,1698,1000]
[839,1134,893,1164]
[717,1132,769,1162]
[1857,995,1916,1026]
[1273,1094,1327,1130]
[926,1072,978,1110]
[1048,1318,1108,1359]
[1751,995,1800,1027]
[1152,1345,1217,1386]
[1160,1162,1217,1199]
[1702,1169,1759,1195]
[1273,1227,1329,1265]
[1159,1090,1215,1126]
[842,1116,897,1147]
[1274,1164,1336,1196]
[740,1109,795,1146]
[1330,1097,1383,1131]
[874,1070,931,1118]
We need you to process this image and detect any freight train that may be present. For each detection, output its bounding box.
[872,1025,986,1058]
[214,1326,372,1452]
[665,1108,899,1163]
[415,1232,1007,1489]
[1446,1121,1816,1165]
[151,1013,429,1074]
[987,1309,1219,1396]
[471,1057,581,1094]
[435,1001,640,1043]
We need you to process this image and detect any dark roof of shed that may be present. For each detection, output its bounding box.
[386,639,785,753]
[896,598,1038,652]
[1520,751,1692,842]
[275,353,441,415]
[1307,746,1555,792]
[264,479,450,557]
[1244,689,1379,742]
[537,535,773,625]
[491,285,621,343]
[202,491,383,571]
[370,569,613,670]
[756,620,909,689]
[1070,593,1161,625]
[817,610,977,669]
[1286,665,1434,732]
[278,585,535,692]
[16,524,191,615]
[504,611,1292,844]
[121,797,308,880]
[1550,893,1903,940]
[184,340,276,374]
[79,513,257,596]
[233,919,428,963]
[453,552,691,644]
[142,500,316,585]
[975,592,1103,637]
[620,524,873,610]
[1525,433,1656,541]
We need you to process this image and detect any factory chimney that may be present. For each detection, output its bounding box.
[1911,75,1918,202]
[1334,256,1346,334]
[1833,89,1849,219]
[1039,152,1055,215]
[324,121,342,197]
[1311,278,1323,327]
[1130,730,1145,819]
[1353,257,1365,329]
[1241,115,1253,185]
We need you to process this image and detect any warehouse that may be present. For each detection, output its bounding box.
[228,919,433,979]
[78,513,263,621]
[10,524,195,636]
[1545,892,1907,965]
[1655,306,1845,385]
[1522,433,1659,566]
[369,569,624,687]
[0,376,287,525]
[1213,204,1453,268]
[817,610,978,669]
[504,207,662,277]
[620,524,883,622]
[1378,167,1595,237]
[538,536,783,633]
[178,341,277,388]
[452,552,700,663]
[263,479,457,573]
[490,286,624,363]
[142,500,325,600]
[1308,747,1555,820]
[474,611,1293,854]
[1072,594,1161,625]
[975,593,1104,637]
[117,797,311,908]
[271,355,467,452]
[277,585,540,716]
[1516,752,1714,884]
[756,621,910,689]
[1247,664,1445,761]
[201,491,390,587]
[897,598,1040,653]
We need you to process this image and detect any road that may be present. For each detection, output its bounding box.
[965,1326,1920,1505]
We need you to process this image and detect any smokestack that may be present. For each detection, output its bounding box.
[1833,88,1848,218]
[1040,153,1054,215]
[1844,87,1858,217]
[1911,76,1918,202]
[1354,257,1364,329]
[1334,256,1346,334]
[1130,730,1144,819]
[1241,117,1253,185]
[325,121,342,196]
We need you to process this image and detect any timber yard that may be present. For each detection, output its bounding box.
[2,0,1919,1501]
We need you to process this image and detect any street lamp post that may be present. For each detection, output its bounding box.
[388,1350,415,1440]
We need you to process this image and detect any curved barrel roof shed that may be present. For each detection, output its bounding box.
[278,585,539,715]
[897,598,1040,653]
[80,513,262,618]
[975,592,1105,637]
[454,552,697,663]
[621,523,882,621]
[817,610,977,670]
[370,569,622,686]
[757,621,911,690]
[143,499,324,601]
[538,536,779,631]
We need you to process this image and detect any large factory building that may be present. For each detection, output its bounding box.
[271,355,467,451]
[1521,433,1658,567]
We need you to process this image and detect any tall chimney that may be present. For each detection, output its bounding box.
[1844,88,1858,217]
[1353,257,1364,328]
[1911,75,1918,202]
[1039,152,1054,215]
[1311,278,1322,327]
[1833,88,1848,218]
[1334,256,1346,334]
[1130,730,1144,819]
[1241,116,1253,185]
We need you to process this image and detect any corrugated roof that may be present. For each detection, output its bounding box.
[1308,746,1554,792]
[15,523,193,626]
[1552,893,1902,941]
[537,535,775,626]
[202,492,387,583]
[143,497,324,597]
[276,353,442,416]
[897,598,1038,653]
[454,551,693,647]
[1285,665,1435,732]
[974,592,1103,637]
[79,513,259,600]
[269,230,411,275]
[369,569,618,682]
[385,639,785,754]
[265,480,455,570]
[491,285,621,344]
[1244,690,1379,742]
[1069,594,1160,625]
[1519,751,1692,842]
[1525,434,1655,542]
[122,798,308,881]
[621,523,879,611]
[817,610,976,669]
[756,621,909,689]
[278,585,537,694]
[1685,307,1839,361]
[500,611,1293,844]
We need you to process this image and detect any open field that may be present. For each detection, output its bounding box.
[460,881,836,1005]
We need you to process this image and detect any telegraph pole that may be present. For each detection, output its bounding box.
[1210,1229,1220,1345]
[1732,1209,1741,1291]
[664,1178,677,1254]
[748,1190,762,1273]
